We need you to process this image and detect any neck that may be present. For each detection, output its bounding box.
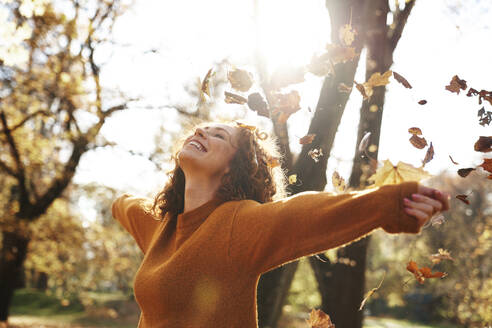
[183,176,222,214]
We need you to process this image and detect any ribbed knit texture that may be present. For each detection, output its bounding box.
[112,181,419,327]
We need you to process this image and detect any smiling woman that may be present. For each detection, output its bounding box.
[111,120,450,328]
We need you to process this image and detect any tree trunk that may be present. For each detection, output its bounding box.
[0,231,30,321]
[311,1,415,327]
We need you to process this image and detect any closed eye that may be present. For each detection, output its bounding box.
[214,133,225,139]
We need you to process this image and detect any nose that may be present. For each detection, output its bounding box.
[194,127,207,139]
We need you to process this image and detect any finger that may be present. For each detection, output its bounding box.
[433,190,451,211]
[411,193,442,212]
[404,197,434,215]
[404,207,428,226]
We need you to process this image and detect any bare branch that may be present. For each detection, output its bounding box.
[389,0,416,49]
[0,110,53,133]
[0,158,16,177]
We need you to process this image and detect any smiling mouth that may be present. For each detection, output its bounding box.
[188,140,207,152]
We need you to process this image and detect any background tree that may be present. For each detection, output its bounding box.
[0,0,131,321]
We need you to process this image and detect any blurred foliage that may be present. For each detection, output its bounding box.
[284,258,321,313]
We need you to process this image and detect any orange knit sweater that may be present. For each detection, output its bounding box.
[112,181,420,328]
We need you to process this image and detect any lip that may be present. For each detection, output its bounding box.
[187,139,208,152]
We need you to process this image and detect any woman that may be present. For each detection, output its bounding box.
[112,121,450,328]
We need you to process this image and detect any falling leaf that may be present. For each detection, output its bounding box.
[308,148,323,163]
[418,100,427,105]
[393,71,412,89]
[368,160,431,187]
[409,135,428,149]
[477,107,492,126]
[271,90,301,123]
[201,68,214,97]
[445,75,467,94]
[430,214,446,226]
[354,81,368,99]
[265,157,280,168]
[449,155,459,165]
[228,68,253,92]
[422,142,434,167]
[358,132,371,153]
[224,91,247,104]
[406,261,447,284]
[300,134,316,145]
[269,66,305,90]
[456,194,470,205]
[479,158,492,174]
[429,248,454,264]
[457,168,475,178]
[338,82,353,93]
[326,43,357,64]
[307,53,335,76]
[247,93,269,118]
[469,88,492,105]
[288,174,297,185]
[235,122,257,131]
[408,127,423,135]
[359,272,385,311]
[339,24,357,46]
[473,136,492,153]
[332,171,346,192]
[307,309,335,328]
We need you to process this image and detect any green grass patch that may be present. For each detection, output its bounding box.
[364,316,462,328]
[11,288,84,316]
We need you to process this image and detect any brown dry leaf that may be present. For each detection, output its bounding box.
[406,261,447,284]
[457,168,475,178]
[429,248,454,264]
[409,134,428,149]
[449,155,459,165]
[408,127,423,135]
[357,70,392,99]
[271,90,301,123]
[478,89,492,106]
[326,44,357,64]
[368,160,431,187]
[473,136,492,153]
[477,107,492,126]
[354,81,368,100]
[307,309,335,328]
[422,142,434,167]
[224,91,247,104]
[332,171,346,193]
[300,134,316,145]
[201,68,214,97]
[338,82,353,93]
[228,68,253,92]
[359,272,385,311]
[247,93,269,118]
[479,158,492,174]
[270,66,305,91]
[339,24,357,46]
[308,148,323,163]
[445,75,467,94]
[418,100,427,105]
[393,71,412,89]
[456,194,470,205]
[307,53,334,77]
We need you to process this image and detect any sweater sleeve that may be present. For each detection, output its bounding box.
[112,194,161,253]
[229,181,419,274]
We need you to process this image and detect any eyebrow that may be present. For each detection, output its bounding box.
[204,126,232,137]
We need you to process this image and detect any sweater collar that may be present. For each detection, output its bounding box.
[176,198,224,235]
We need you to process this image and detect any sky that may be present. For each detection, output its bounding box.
[73,0,492,198]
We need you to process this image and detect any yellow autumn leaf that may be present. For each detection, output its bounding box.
[368,160,431,186]
[360,70,393,99]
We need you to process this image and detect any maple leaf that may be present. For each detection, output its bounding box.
[479,158,492,174]
[457,168,475,178]
[418,100,427,105]
[308,148,323,163]
[473,136,492,153]
[332,171,346,193]
[429,248,454,264]
[359,272,385,311]
[409,135,428,149]
[224,91,247,105]
[445,75,467,94]
[228,68,253,92]
[368,160,431,187]
[393,71,412,89]
[406,261,447,284]
[247,93,269,118]
[270,66,305,91]
[456,194,470,205]
[422,142,434,167]
[339,24,357,46]
[307,309,335,328]
[300,134,316,145]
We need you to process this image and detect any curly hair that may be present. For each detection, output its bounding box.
[151,121,287,220]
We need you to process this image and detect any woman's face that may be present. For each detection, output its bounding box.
[178,123,239,180]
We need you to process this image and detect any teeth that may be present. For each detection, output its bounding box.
[189,141,205,152]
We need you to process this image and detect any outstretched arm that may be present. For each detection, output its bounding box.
[112,194,161,253]
[228,182,449,274]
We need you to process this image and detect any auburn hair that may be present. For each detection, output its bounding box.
[151,121,287,220]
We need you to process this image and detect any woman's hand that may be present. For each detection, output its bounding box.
[403,185,451,227]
